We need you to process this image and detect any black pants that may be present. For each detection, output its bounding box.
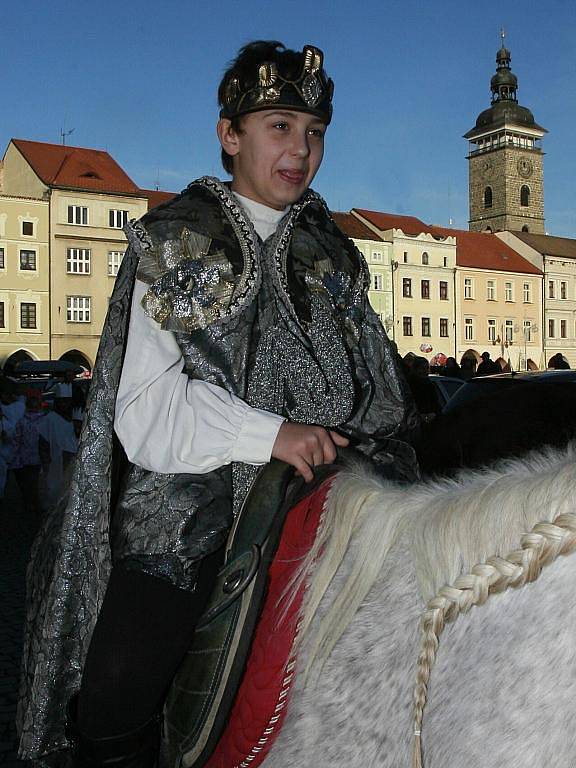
[77,550,223,738]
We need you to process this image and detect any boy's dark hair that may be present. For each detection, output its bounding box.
[218,40,333,175]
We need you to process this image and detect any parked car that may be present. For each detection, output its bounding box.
[443,369,576,414]
[417,370,576,476]
[428,375,466,409]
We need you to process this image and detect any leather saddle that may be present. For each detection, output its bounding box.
[161,458,337,768]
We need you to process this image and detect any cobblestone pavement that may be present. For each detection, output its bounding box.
[0,476,37,767]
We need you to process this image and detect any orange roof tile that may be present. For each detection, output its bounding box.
[140,188,179,211]
[11,139,142,196]
[352,208,430,236]
[331,212,384,241]
[430,226,542,274]
[354,206,541,275]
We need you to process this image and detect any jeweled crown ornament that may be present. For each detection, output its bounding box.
[220,44,334,124]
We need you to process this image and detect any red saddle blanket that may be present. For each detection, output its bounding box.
[204,476,333,768]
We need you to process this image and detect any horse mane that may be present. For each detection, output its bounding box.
[296,442,576,678]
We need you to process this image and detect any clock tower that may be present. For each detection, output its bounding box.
[465,35,547,233]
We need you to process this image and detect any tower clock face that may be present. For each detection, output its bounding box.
[517,157,534,178]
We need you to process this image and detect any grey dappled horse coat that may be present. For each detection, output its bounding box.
[264,444,576,767]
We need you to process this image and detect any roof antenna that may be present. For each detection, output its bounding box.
[155,168,160,191]
[60,127,75,145]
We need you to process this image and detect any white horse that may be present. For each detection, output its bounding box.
[262,442,576,768]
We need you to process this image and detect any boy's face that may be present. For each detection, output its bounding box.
[218,109,326,210]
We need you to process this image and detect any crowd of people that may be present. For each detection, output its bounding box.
[0,373,84,512]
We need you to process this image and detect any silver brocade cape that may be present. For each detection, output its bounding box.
[17,177,417,763]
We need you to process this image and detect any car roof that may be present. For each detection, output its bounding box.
[443,368,576,413]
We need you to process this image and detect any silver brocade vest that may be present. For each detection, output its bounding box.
[111,177,414,589]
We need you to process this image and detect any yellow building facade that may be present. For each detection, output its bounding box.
[455,266,543,371]
[0,194,50,368]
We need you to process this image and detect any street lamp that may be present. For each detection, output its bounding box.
[514,322,538,371]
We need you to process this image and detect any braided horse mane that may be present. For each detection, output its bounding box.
[294,442,576,764]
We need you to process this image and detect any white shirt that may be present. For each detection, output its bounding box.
[114,193,288,474]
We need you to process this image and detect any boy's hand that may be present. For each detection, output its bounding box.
[271,422,349,483]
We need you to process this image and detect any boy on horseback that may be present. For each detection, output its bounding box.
[19,41,417,767]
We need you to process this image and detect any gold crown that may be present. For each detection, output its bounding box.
[220,45,333,124]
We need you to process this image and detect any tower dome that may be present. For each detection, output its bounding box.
[465,36,545,137]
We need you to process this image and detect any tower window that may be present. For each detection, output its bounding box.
[520,185,530,207]
[484,187,493,208]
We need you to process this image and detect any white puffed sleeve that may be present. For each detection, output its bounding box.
[114,280,284,474]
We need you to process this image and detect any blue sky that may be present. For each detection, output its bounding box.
[3,0,575,235]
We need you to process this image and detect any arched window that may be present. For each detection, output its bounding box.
[520,185,530,207]
[522,225,529,233]
[421,252,429,265]
[484,186,493,208]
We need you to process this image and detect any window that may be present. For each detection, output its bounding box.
[523,282,532,303]
[68,205,89,225]
[464,278,473,299]
[443,256,447,267]
[439,281,448,300]
[109,209,129,228]
[505,320,513,342]
[523,320,532,342]
[484,187,493,208]
[561,320,567,338]
[20,249,37,270]
[548,280,555,299]
[372,251,382,262]
[108,250,124,277]
[20,302,37,329]
[421,252,429,265]
[504,282,513,302]
[0,248,4,269]
[0,302,4,328]
[421,317,431,337]
[67,248,91,274]
[439,318,449,337]
[487,280,496,301]
[561,282,567,300]
[22,221,34,236]
[373,273,384,291]
[548,319,555,338]
[403,316,413,336]
[403,251,408,263]
[421,280,430,299]
[465,317,474,341]
[67,296,91,323]
[520,185,530,207]
[488,319,496,342]
[402,278,412,298]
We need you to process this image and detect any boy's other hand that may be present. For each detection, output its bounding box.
[271,422,349,483]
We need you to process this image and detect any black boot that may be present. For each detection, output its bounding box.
[66,696,161,767]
